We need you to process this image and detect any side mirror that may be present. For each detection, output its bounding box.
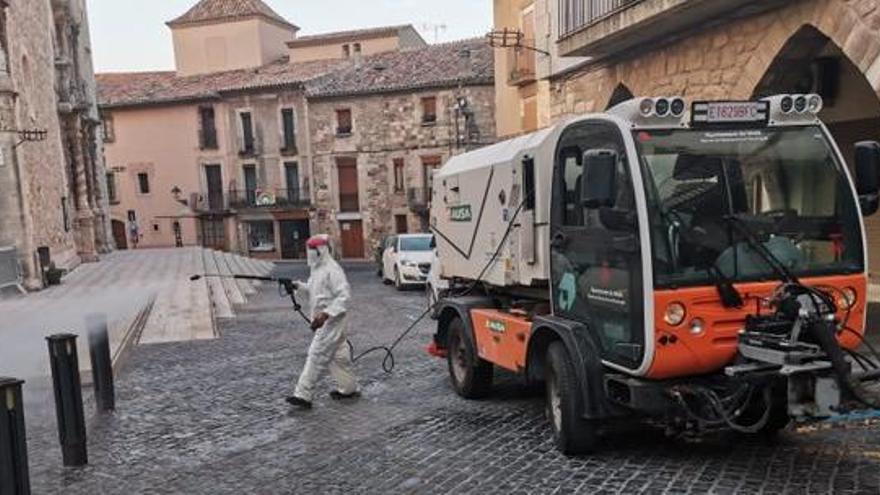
[581,149,618,209]
[855,141,880,216]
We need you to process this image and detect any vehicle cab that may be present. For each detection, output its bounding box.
[551,95,877,378]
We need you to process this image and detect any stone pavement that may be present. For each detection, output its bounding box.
[0,247,271,407]
[21,263,880,494]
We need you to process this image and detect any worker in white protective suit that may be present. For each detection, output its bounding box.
[286,235,360,409]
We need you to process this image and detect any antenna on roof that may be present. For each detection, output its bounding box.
[420,23,448,43]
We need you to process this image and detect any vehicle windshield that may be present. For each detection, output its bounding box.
[400,236,433,252]
[635,126,864,288]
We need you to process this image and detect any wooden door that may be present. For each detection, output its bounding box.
[337,158,359,212]
[340,220,364,258]
[201,216,227,250]
[112,220,127,250]
[280,220,309,259]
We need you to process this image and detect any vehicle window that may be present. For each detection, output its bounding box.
[399,236,432,252]
[557,127,633,228]
[636,126,864,287]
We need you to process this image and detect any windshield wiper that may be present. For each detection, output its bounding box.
[723,213,799,286]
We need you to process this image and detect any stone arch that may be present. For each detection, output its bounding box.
[745,14,880,281]
[733,0,880,99]
[605,83,634,109]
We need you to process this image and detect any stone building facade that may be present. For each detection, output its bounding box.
[0,0,111,289]
[493,0,880,283]
[306,43,496,257]
[98,0,495,260]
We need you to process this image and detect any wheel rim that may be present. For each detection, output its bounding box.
[547,371,562,433]
[450,335,468,384]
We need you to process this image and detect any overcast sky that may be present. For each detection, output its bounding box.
[86,0,494,73]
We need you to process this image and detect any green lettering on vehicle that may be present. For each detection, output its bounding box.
[449,205,473,222]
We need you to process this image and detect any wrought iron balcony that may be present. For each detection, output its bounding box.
[508,39,538,86]
[557,0,791,59]
[407,188,432,214]
[229,188,311,210]
[558,0,642,39]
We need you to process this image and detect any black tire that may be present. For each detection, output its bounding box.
[394,267,403,290]
[446,317,492,399]
[545,341,598,455]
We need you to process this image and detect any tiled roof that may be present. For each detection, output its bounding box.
[96,38,494,108]
[167,0,297,30]
[286,25,410,47]
[305,38,494,98]
[96,58,345,108]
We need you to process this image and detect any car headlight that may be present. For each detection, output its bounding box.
[402,260,418,267]
[664,302,686,326]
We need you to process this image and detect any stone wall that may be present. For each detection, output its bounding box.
[549,0,880,281]
[0,0,111,288]
[308,85,496,257]
[1,0,76,287]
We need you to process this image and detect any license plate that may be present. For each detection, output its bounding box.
[693,101,768,125]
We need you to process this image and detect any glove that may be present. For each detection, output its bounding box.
[311,312,330,331]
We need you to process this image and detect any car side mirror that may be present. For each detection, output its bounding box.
[855,141,880,216]
[581,149,618,209]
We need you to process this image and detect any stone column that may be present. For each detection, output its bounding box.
[70,117,97,262]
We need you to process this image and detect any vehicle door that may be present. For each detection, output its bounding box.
[550,120,646,370]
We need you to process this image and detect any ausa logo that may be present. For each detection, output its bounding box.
[449,204,473,222]
[486,319,506,334]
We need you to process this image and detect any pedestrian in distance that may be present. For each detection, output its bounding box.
[286,235,361,410]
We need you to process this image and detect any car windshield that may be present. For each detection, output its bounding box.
[635,126,864,288]
[400,236,433,252]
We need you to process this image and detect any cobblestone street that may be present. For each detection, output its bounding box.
[22,263,880,494]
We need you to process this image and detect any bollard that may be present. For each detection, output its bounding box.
[86,314,115,413]
[0,378,30,495]
[46,334,88,467]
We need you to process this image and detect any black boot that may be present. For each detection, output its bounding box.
[285,396,313,409]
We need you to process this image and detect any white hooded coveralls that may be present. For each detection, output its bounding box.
[293,246,359,402]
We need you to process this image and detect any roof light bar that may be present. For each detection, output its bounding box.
[606,96,689,126]
[762,94,824,124]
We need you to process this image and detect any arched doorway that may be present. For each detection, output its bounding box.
[606,84,634,110]
[111,219,127,250]
[752,25,880,282]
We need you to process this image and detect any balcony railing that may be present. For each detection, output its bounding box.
[508,40,537,86]
[229,188,311,209]
[559,0,642,38]
[407,188,432,214]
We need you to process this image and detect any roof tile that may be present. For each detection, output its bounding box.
[305,38,493,98]
[167,0,297,29]
[96,38,494,108]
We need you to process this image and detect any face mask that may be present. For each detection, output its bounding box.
[307,248,320,268]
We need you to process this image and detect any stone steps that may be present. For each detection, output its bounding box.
[202,249,234,319]
[202,250,276,317]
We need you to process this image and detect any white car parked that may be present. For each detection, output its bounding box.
[382,234,434,289]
